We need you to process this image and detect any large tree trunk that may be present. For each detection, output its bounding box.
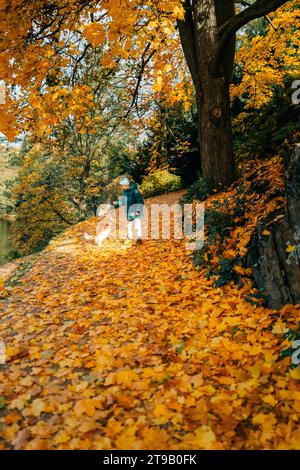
[178,0,236,187]
[200,87,234,187]
[195,0,236,186]
[196,70,235,186]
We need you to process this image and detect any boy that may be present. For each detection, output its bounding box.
[112,176,144,245]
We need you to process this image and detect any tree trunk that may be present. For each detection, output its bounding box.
[197,68,235,186]
[178,0,236,187]
[78,151,91,221]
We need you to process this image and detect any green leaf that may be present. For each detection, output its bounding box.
[0,398,6,409]
[175,341,185,353]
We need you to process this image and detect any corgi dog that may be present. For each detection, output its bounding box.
[84,204,113,247]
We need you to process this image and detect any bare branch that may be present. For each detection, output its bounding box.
[125,42,156,117]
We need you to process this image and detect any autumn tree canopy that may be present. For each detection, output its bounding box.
[0,0,296,185]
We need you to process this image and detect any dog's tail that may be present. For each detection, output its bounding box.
[83,233,94,241]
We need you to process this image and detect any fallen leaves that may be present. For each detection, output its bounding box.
[106,370,139,388]
[74,399,96,418]
[290,366,300,380]
[0,189,299,450]
[74,398,103,418]
[12,429,31,450]
[184,425,217,450]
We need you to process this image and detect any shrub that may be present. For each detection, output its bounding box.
[192,189,248,287]
[139,170,181,198]
[180,177,209,203]
[4,248,21,263]
[180,176,226,204]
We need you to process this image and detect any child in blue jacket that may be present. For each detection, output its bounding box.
[112,176,144,245]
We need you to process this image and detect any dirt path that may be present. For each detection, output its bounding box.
[0,191,299,450]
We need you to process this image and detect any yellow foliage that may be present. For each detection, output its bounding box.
[231,1,300,108]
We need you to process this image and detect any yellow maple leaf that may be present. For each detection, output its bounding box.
[30,398,47,418]
[153,75,163,92]
[252,413,268,425]
[286,244,296,253]
[83,23,106,47]
[185,425,216,449]
[262,394,277,406]
[115,425,140,450]
[173,5,185,20]
[53,430,70,446]
[111,369,139,388]
[74,398,96,417]
[290,366,300,380]
[153,403,168,418]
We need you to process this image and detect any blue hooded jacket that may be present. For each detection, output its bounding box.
[115,182,144,221]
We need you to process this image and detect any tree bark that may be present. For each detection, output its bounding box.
[78,149,92,221]
[178,0,236,187]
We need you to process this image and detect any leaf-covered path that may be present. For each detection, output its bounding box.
[0,191,299,450]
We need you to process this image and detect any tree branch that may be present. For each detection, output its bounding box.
[177,0,201,94]
[213,0,291,75]
[125,42,156,117]
[44,198,73,225]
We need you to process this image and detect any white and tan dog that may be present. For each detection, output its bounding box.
[84,204,113,247]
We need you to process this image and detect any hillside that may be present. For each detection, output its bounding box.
[0,187,299,450]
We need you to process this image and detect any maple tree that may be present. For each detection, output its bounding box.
[229,0,300,161]
[7,42,139,255]
[231,1,300,109]
[0,0,294,187]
